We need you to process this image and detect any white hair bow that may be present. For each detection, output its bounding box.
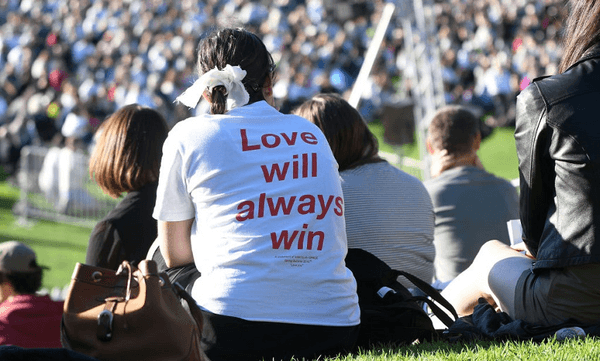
[175,65,250,111]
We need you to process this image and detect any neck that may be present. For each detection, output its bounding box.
[430,150,478,178]
[0,282,17,303]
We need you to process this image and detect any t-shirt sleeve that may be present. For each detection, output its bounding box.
[153,135,195,221]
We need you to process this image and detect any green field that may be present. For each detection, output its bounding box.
[1,127,599,359]
[369,123,519,182]
[0,124,519,290]
[0,177,90,290]
[334,337,600,361]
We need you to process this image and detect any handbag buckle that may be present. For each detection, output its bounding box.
[97,309,114,341]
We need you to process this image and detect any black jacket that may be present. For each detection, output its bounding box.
[86,182,158,270]
[515,44,600,269]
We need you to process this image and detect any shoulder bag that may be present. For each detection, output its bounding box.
[61,260,208,361]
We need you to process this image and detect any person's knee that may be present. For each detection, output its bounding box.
[480,239,507,251]
[472,240,508,266]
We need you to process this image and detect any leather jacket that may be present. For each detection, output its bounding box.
[515,43,600,270]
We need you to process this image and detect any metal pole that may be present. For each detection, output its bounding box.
[348,2,396,109]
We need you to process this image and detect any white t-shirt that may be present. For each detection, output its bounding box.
[153,101,360,326]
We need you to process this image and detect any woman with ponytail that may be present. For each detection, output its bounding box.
[153,28,360,360]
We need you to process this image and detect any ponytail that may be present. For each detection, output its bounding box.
[209,85,228,115]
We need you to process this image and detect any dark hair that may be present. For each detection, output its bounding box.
[197,28,275,114]
[293,93,382,171]
[428,105,480,155]
[89,104,169,198]
[0,269,43,295]
[559,0,600,73]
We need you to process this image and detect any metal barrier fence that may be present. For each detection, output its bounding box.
[380,150,520,188]
[38,285,70,301]
[379,150,425,180]
[14,145,118,228]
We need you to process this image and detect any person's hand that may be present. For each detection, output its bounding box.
[511,242,535,259]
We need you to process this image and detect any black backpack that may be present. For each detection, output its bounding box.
[345,248,458,348]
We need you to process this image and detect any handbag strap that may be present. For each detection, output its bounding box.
[174,282,204,333]
[95,262,136,341]
[394,269,459,327]
[413,296,455,329]
[117,261,135,303]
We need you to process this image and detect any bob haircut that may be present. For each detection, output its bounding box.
[89,104,169,198]
[294,93,382,172]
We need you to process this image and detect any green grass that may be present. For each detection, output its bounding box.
[369,122,420,158]
[369,122,519,182]
[326,337,600,360]
[0,124,518,289]
[1,133,599,359]
[0,174,91,290]
[478,127,519,181]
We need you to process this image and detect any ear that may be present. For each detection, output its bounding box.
[262,76,273,97]
[426,137,435,155]
[473,132,482,151]
[262,86,273,97]
[263,73,273,88]
[0,280,16,303]
[262,75,276,107]
[202,90,211,103]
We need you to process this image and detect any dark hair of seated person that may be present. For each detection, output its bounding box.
[198,27,276,115]
[427,105,480,156]
[89,104,169,198]
[293,93,383,171]
[0,266,43,295]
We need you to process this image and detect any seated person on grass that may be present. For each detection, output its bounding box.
[441,0,600,329]
[294,93,436,289]
[424,105,518,288]
[0,241,63,348]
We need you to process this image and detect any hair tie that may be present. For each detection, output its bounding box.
[175,65,250,111]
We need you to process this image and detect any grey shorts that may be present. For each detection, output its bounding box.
[514,263,600,327]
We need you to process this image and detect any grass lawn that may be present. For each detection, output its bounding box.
[330,337,600,360]
[0,124,518,289]
[1,127,599,359]
[0,173,91,290]
[369,122,519,181]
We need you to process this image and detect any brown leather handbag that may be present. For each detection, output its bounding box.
[61,260,208,361]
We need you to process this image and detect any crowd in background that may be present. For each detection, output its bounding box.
[0,0,566,176]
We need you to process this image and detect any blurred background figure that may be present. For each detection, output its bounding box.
[86,104,169,270]
[424,105,518,288]
[0,241,63,348]
[37,132,64,208]
[37,107,99,214]
[0,0,567,157]
[294,93,435,288]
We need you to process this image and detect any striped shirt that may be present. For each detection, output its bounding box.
[340,161,435,287]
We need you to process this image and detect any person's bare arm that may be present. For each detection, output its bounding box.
[157,219,195,267]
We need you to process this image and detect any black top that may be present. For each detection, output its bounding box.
[515,43,600,269]
[86,182,158,270]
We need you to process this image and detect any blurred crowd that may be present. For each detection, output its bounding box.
[0,0,566,176]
